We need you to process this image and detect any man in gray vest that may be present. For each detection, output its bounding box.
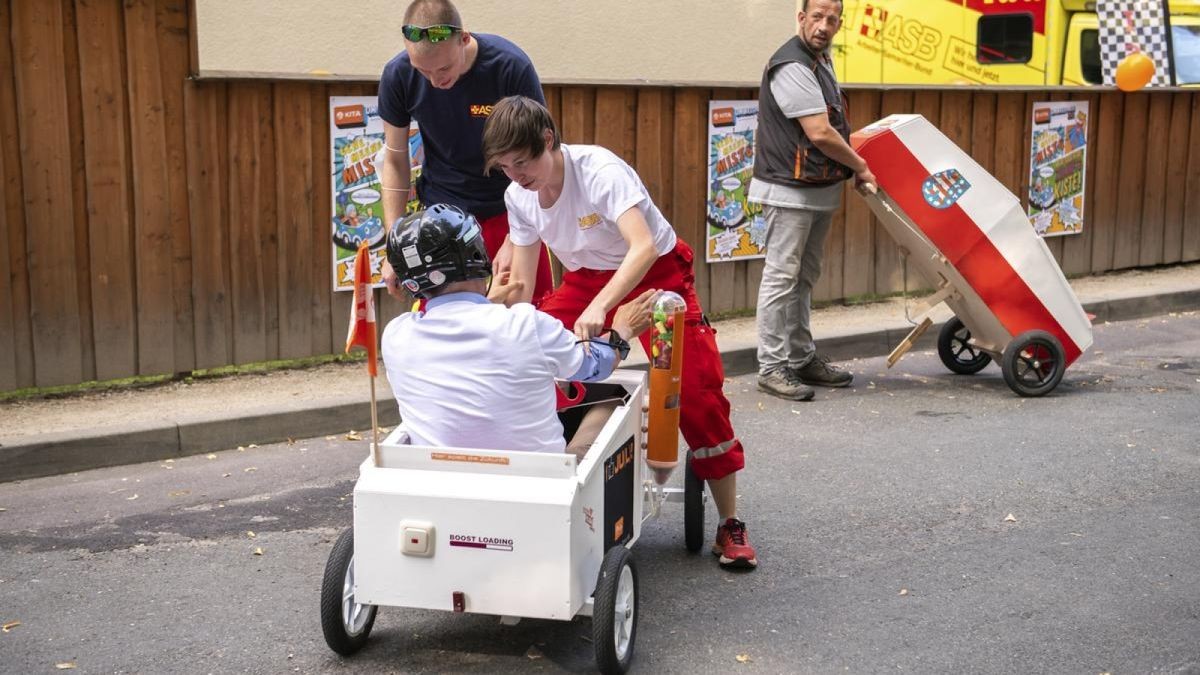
[750,0,876,401]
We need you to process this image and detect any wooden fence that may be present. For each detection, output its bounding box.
[2,0,1199,390]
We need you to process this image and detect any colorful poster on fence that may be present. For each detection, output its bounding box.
[706,101,766,263]
[1027,100,1088,238]
[329,96,424,291]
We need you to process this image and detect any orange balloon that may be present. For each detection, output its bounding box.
[1115,52,1156,92]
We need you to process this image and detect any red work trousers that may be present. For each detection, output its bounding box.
[537,240,744,481]
[479,212,554,305]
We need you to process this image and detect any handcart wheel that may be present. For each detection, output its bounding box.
[937,317,992,375]
[320,528,378,656]
[592,546,638,674]
[684,452,705,553]
[1001,330,1065,397]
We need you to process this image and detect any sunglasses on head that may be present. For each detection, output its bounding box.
[402,24,461,43]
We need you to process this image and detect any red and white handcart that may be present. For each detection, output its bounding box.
[851,114,1093,397]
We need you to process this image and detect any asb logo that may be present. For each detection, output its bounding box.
[921,168,970,210]
[469,104,495,118]
[577,212,602,229]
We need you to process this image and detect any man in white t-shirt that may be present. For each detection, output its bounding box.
[481,96,759,570]
[381,203,654,454]
[749,0,876,401]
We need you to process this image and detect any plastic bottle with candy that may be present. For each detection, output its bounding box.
[646,291,687,484]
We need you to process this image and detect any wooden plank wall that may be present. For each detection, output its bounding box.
[1,0,1199,391]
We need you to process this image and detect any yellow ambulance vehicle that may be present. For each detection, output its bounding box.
[833,0,1200,86]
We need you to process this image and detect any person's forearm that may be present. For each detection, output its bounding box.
[590,240,658,315]
[509,243,541,305]
[809,129,868,174]
[381,155,411,232]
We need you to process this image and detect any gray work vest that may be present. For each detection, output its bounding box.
[753,36,852,187]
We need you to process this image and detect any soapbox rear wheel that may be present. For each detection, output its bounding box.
[320,528,378,656]
[592,546,639,674]
[684,452,705,553]
[1001,330,1065,397]
[937,317,992,375]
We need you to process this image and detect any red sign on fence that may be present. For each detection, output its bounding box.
[333,104,366,129]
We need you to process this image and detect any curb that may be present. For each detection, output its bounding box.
[718,324,934,379]
[716,288,1200,378]
[0,400,400,484]
[0,423,179,484]
[2,288,1197,483]
[1085,288,1200,324]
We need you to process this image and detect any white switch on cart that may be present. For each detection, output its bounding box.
[399,520,435,557]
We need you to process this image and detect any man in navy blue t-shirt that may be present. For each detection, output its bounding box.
[377,0,554,301]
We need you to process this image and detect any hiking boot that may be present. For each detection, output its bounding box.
[792,355,853,388]
[712,517,758,569]
[757,368,815,401]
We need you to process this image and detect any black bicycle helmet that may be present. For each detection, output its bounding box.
[386,204,491,298]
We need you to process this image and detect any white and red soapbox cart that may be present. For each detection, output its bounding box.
[851,114,1093,397]
[319,369,704,674]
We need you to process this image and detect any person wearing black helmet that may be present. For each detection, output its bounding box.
[386,202,495,299]
[380,203,657,455]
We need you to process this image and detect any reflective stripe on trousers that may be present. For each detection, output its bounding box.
[691,439,738,461]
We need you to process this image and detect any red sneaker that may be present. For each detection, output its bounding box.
[712,517,758,569]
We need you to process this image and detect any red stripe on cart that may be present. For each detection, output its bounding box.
[860,132,1082,366]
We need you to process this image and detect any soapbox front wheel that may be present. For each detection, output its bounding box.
[684,452,705,553]
[937,317,992,375]
[1001,330,1065,397]
[320,528,378,656]
[592,546,639,674]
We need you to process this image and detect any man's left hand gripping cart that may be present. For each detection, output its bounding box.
[646,291,687,485]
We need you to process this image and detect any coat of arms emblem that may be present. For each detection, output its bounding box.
[921,169,970,210]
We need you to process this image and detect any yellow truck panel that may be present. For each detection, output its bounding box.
[833,0,1200,86]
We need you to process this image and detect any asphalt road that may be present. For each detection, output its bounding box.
[2,313,1198,674]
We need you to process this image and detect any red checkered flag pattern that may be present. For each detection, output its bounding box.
[1096,0,1174,87]
[860,4,888,39]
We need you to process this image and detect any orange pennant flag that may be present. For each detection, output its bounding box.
[345,243,378,377]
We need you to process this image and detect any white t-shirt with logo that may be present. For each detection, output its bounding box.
[506,144,677,271]
[381,293,584,453]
